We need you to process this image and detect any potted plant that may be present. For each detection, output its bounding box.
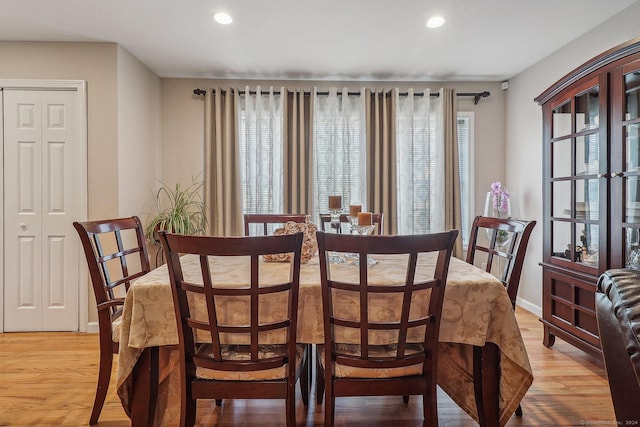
[145,177,207,249]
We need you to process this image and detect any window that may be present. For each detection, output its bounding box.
[457,112,474,247]
[236,88,473,241]
[396,92,443,235]
[238,90,283,216]
[396,99,473,241]
[312,90,366,223]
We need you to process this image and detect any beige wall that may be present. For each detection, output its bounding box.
[0,41,162,326]
[114,46,163,314]
[505,2,640,314]
[0,41,120,218]
[160,79,506,221]
[117,46,162,220]
[0,41,162,220]
[161,79,208,190]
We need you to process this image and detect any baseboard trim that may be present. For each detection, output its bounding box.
[86,321,99,333]
[516,298,542,317]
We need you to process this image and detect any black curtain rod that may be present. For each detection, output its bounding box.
[193,88,490,104]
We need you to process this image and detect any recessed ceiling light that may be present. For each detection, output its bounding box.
[426,16,445,29]
[213,12,232,25]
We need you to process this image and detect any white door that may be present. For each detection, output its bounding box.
[3,89,82,331]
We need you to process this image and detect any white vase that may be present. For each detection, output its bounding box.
[483,192,512,247]
[484,192,511,218]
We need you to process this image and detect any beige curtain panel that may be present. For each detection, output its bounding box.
[204,87,243,236]
[365,88,397,235]
[441,88,463,258]
[283,89,314,215]
[203,86,462,242]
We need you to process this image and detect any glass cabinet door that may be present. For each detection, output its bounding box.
[618,60,640,269]
[548,83,601,271]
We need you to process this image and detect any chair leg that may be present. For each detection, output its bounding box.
[286,382,296,427]
[89,347,113,425]
[423,387,438,427]
[515,403,523,416]
[315,348,325,404]
[325,389,335,427]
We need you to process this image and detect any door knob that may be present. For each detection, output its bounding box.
[19,223,27,230]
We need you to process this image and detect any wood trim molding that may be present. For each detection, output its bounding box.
[535,37,640,105]
[0,80,88,333]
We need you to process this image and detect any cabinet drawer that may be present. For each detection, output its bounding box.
[543,269,599,347]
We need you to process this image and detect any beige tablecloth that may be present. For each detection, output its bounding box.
[116,254,533,426]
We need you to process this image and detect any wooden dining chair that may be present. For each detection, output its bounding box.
[243,213,308,236]
[73,216,151,425]
[315,230,458,427]
[318,212,384,235]
[158,231,309,427]
[466,215,536,310]
[465,215,535,417]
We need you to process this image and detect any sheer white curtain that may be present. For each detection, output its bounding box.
[239,86,284,217]
[312,88,366,223]
[396,89,445,234]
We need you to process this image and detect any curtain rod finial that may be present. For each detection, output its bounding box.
[193,89,206,96]
[474,91,490,105]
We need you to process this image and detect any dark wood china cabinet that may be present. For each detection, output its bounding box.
[536,38,640,357]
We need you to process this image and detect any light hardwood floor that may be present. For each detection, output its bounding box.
[0,308,616,426]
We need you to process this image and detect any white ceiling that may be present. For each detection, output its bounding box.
[0,0,637,81]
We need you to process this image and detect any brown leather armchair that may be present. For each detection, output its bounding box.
[596,269,640,423]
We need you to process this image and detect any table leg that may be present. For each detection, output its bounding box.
[129,347,159,427]
[473,343,500,427]
[299,344,312,406]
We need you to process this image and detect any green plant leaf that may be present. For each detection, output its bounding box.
[145,175,207,244]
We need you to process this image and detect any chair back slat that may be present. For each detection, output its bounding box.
[316,230,457,370]
[243,213,308,236]
[159,231,304,373]
[466,215,536,308]
[74,216,151,318]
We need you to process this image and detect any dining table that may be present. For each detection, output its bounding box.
[115,252,533,427]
